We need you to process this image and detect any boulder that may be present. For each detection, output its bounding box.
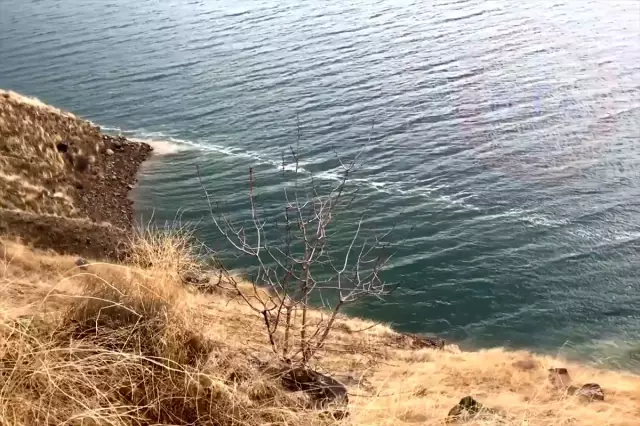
[56,142,69,153]
[570,383,604,402]
[75,257,89,270]
[280,367,349,408]
[105,148,114,156]
[446,396,494,423]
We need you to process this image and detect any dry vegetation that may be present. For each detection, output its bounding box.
[1,235,639,425]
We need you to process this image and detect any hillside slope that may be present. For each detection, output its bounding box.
[1,237,639,425]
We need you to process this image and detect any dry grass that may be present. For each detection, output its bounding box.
[0,236,639,425]
[0,90,103,216]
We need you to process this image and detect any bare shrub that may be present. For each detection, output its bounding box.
[199,144,399,365]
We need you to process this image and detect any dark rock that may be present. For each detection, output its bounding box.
[446,396,501,424]
[126,184,134,190]
[446,396,482,423]
[56,142,69,153]
[548,368,572,390]
[75,257,89,270]
[569,383,604,402]
[280,367,349,408]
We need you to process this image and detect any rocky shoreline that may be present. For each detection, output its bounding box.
[72,133,153,230]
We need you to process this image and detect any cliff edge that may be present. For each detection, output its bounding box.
[0,90,152,258]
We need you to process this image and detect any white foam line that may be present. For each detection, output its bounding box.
[99,126,572,225]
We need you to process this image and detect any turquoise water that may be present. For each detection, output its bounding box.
[2,0,640,368]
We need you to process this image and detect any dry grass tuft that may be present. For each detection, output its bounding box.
[127,223,202,281]
[0,235,639,425]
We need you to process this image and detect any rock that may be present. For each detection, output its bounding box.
[280,367,349,408]
[56,142,69,153]
[570,383,604,402]
[548,368,572,390]
[75,257,89,270]
[446,396,483,423]
[446,396,502,423]
[126,184,134,190]
[105,148,114,156]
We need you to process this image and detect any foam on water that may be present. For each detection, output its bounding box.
[129,138,188,155]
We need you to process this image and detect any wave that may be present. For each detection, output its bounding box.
[128,138,188,155]
[101,126,311,171]
[101,125,583,232]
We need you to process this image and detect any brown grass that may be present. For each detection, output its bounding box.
[0,90,103,216]
[0,236,639,425]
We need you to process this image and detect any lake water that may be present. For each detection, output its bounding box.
[1,0,640,369]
